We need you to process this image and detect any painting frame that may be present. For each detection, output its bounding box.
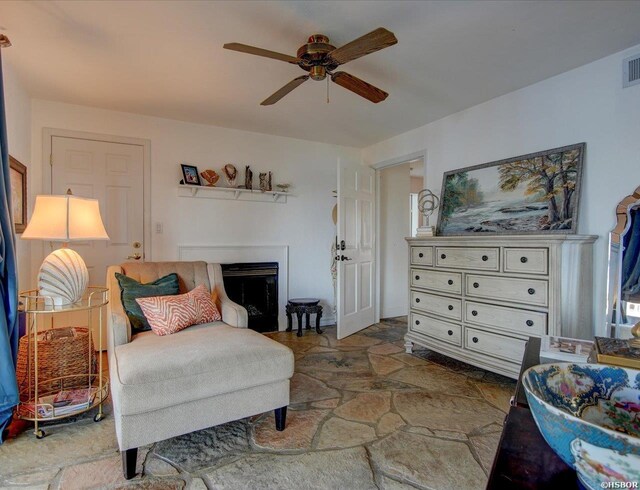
[9,155,27,234]
[436,143,585,236]
[181,164,201,186]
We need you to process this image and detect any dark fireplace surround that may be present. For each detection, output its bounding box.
[221,262,279,333]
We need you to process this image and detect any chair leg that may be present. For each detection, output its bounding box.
[122,447,138,480]
[275,406,287,431]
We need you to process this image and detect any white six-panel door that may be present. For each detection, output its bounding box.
[51,136,145,288]
[337,157,376,339]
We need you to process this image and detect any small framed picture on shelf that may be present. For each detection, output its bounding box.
[181,164,200,186]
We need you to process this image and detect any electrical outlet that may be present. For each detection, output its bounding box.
[155,222,163,234]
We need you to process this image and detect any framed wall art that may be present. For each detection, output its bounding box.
[437,143,585,236]
[181,164,201,185]
[9,155,27,233]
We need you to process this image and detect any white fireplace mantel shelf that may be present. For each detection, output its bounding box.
[177,184,293,203]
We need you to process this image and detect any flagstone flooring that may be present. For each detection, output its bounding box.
[0,318,515,490]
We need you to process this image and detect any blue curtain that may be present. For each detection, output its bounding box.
[0,48,19,443]
[621,208,640,301]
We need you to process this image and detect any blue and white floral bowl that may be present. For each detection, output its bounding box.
[522,363,640,480]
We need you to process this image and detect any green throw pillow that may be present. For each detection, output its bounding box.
[115,272,180,334]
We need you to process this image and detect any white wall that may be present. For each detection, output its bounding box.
[30,100,360,325]
[379,163,410,318]
[363,44,640,337]
[3,59,31,290]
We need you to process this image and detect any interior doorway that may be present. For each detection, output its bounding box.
[377,156,425,320]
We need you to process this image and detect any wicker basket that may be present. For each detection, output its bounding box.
[16,327,97,398]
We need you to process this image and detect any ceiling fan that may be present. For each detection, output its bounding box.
[223,27,397,105]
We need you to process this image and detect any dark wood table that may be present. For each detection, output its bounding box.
[285,298,323,337]
[486,337,579,490]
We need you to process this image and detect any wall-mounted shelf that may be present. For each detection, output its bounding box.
[177,184,293,203]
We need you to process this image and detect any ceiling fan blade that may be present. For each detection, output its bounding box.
[331,71,388,103]
[327,27,397,65]
[223,43,300,64]
[261,76,310,106]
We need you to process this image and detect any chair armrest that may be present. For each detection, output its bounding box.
[207,263,248,328]
[106,265,132,351]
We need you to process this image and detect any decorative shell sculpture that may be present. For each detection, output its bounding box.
[200,169,220,186]
[223,164,237,187]
[38,248,88,306]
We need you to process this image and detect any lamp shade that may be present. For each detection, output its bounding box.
[22,194,109,241]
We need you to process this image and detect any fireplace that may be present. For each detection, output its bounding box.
[221,262,279,333]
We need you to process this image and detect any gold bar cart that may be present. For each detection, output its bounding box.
[16,287,109,439]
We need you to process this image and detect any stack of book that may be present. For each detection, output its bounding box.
[21,387,98,418]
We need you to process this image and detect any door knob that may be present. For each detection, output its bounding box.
[127,253,142,260]
[341,255,352,261]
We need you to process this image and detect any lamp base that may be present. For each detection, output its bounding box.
[37,248,88,306]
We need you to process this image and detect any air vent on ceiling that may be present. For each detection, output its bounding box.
[623,53,640,88]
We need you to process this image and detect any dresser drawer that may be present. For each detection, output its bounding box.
[411,268,462,295]
[411,312,461,346]
[465,301,547,336]
[466,274,548,307]
[411,291,462,321]
[465,327,527,363]
[435,247,499,271]
[410,246,433,266]
[504,248,548,275]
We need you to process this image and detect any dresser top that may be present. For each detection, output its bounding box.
[406,234,598,244]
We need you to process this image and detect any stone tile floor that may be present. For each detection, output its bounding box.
[0,318,515,490]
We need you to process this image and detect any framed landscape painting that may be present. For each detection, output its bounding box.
[436,143,585,235]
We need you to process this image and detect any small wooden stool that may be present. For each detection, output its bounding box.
[286,298,323,337]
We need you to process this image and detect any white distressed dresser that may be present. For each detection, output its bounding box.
[405,235,597,378]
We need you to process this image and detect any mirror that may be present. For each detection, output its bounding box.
[606,185,640,338]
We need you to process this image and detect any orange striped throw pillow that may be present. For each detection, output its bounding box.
[135,285,222,336]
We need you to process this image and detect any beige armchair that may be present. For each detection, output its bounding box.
[107,261,294,479]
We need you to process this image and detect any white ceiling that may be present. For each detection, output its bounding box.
[2,1,640,147]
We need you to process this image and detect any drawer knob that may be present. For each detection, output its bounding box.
[447,330,453,336]
[441,253,446,259]
[415,298,421,303]
[528,288,535,295]
[415,275,420,280]
[415,320,420,325]
[448,305,454,311]
[418,252,424,258]
[472,337,479,344]
[448,279,454,285]
[482,255,488,261]
[526,320,534,327]
[471,310,478,316]
[473,282,479,288]
[520,256,528,263]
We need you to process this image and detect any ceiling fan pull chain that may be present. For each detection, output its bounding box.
[327,77,330,104]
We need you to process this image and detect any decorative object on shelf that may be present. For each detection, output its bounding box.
[21,191,110,305]
[9,155,27,233]
[522,362,640,483]
[594,336,640,369]
[181,164,200,185]
[199,169,220,186]
[437,143,585,236]
[223,164,237,187]
[259,172,272,192]
[245,165,253,190]
[276,183,291,193]
[415,189,439,237]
